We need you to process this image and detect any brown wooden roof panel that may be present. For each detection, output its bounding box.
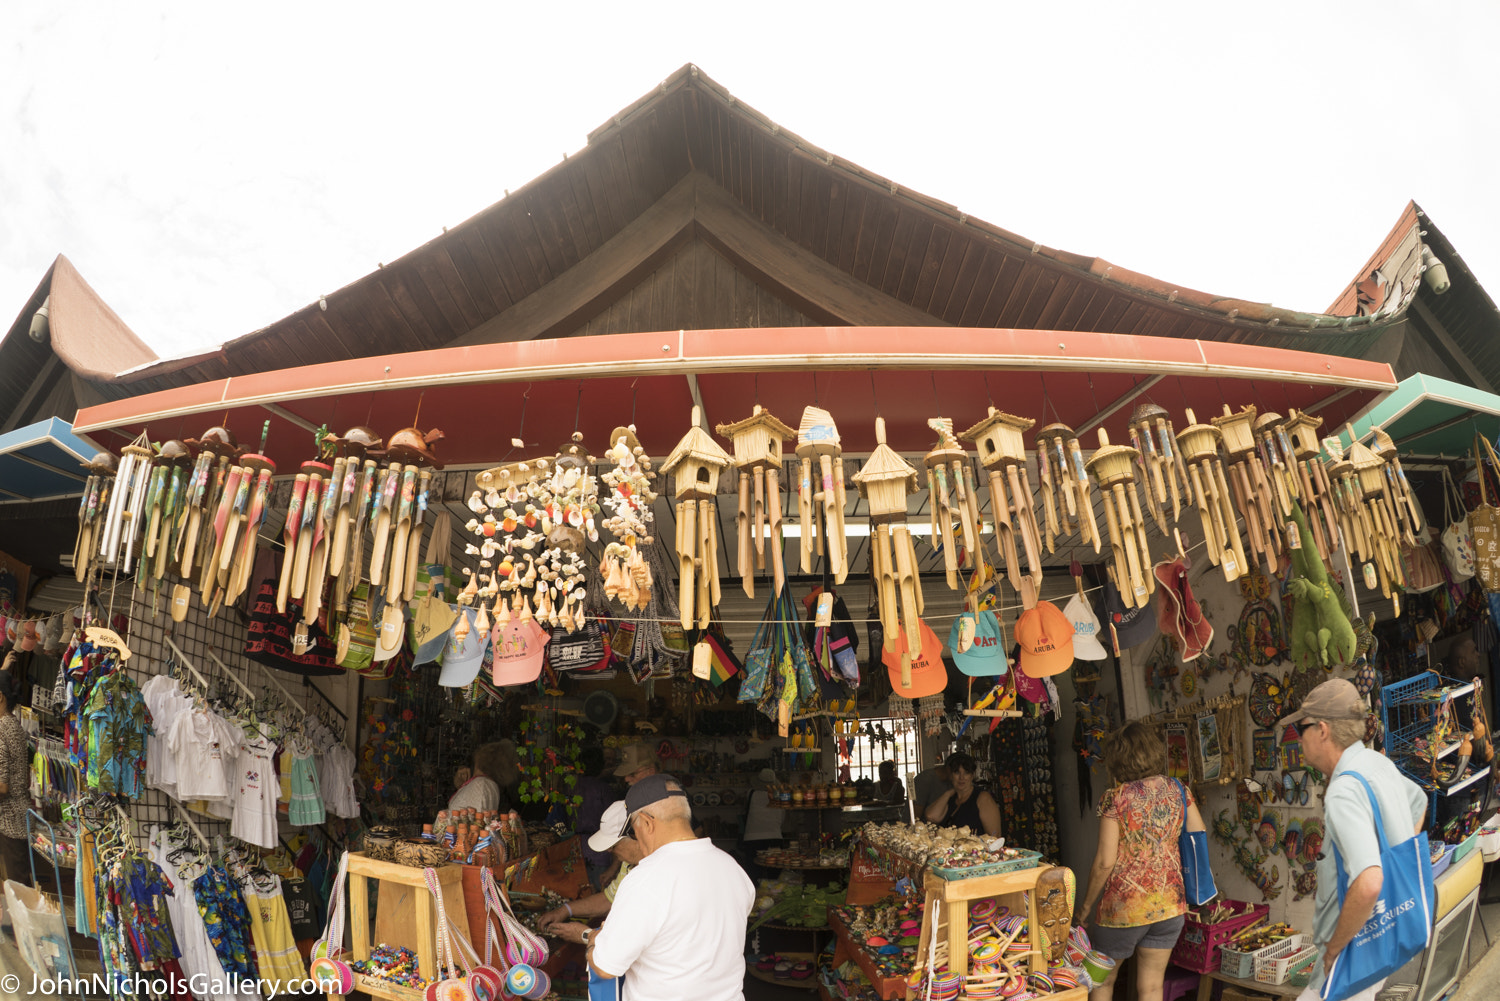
[444,231,504,318]
[911,224,952,310]
[1012,266,1063,330]
[1029,273,1077,331]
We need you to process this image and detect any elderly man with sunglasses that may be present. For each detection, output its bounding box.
[1283,679,1426,1001]
[587,774,755,1001]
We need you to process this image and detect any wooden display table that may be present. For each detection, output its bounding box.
[911,867,1086,1001]
[327,852,469,1001]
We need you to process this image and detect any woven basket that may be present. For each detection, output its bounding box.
[363,827,401,862]
[394,837,451,868]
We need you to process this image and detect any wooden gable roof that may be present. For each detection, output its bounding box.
[77,65,1418,397]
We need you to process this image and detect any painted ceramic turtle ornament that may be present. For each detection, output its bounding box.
[380,426,444,468]
[185,425,245,460]
[322,425,384,459]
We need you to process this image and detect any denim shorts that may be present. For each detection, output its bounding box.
[1088,915,1186,960]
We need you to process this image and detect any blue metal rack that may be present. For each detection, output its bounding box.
[23,808,79,979]
[1380,671,1491,818]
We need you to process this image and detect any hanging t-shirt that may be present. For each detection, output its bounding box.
[231,734,280,849]
[169,708,243,802]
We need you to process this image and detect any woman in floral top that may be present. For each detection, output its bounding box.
[1075,722,1207,1001]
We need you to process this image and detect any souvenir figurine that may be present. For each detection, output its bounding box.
[716,406,793,598]
[661,407,733,630]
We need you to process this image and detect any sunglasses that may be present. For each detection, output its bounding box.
[1292,719,1321,738]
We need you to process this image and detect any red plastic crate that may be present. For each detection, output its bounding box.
[1170,900,1270,973]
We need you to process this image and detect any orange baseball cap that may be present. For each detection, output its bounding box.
[882,616,949,697]
[1015,600,1075,678]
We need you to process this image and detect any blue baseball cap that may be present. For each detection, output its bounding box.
[948,609,1008,677]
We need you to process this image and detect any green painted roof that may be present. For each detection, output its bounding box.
[1352,373,1500,458]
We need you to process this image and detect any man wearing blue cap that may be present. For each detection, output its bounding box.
[588,774,754,1001]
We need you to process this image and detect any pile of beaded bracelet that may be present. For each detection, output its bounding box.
[352,944,425,989]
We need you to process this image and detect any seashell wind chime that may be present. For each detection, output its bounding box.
[851,418,924,684]
[598,425,658,610]
[716,405,794,599]
[660,407,733,630]
[468,432,597,636]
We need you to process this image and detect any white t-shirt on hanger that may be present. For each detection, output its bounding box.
[231,732,280,850]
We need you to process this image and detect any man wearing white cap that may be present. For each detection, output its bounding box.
[536,800,643,945]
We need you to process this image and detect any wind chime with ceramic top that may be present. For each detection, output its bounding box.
[359,426,442,650]
[661,407,733,630]
[795,406,848,583]
[923,417,984,591]
[132,439,191,608]
[316,426,384,613]
[74,451,117,582]
[960,408,1043,600]
[179,426,247,612]
[1086,428,1158,608]
[1173,409,1248,581]
[1129,402,1192,534]
[850,417,924,686]
[716,405,794,599]
[203,424,276,617]
[1034,420,1101,554]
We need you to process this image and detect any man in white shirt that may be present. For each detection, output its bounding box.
[589,774,756,1001]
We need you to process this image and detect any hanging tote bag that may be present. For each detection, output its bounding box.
[737,592,778,704]
[482,866,549,967]
[1318,772,1434,1001]
[1441,468,1476,582]
[308,850,354,994]
[1175,780,1218,906]
[1469,434,1500,592]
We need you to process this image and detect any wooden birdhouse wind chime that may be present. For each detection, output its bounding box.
[1085,429,1157,607]
[795,407,848,582]
[960,408,1043,600]
[923,418,983,590]
[716,405,794,598]
[661,406,733,629]
[851,417,923,686]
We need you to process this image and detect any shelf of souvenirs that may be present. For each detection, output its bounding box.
[757,847,852,870]
[827,908,909,1000]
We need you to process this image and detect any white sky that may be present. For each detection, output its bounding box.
[3,2,1498,362]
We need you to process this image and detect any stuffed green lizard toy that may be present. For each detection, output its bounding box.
[1285,501,1357,668]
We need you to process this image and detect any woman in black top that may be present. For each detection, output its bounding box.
[924,752,1001,837]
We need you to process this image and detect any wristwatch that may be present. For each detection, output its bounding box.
[581,928,593,946]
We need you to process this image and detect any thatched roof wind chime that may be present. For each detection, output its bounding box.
[851,417,924,687]
[795,407,849,583]
[716,405,794,599]
[661,406,733,630]
[960,408,1043,603]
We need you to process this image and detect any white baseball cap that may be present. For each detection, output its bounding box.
[1063,594,1107,661]
[588,800,630,852]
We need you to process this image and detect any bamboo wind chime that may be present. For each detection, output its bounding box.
[796,407,848,582]
[180,426,246,613]
[318,426,383,614]
[924,418,984,590]
[850,418,923,686]
[716,405,794,599]
[1338,422,1415,598]
[137,443,196,608]
[661,406,733,630]
[94,431,154,580]
[1174,410,1247,582]
[1209,406,1274,576]
[74,451,117,582]
[1130,403,1190,533]
[1285,409,1343,561]
[960,408,1043,601]
[1085,429,1157,608]
[367,427,443,643]
[1034,421,1100,554]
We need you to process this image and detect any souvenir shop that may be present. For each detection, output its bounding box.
[0,329,1487,1001]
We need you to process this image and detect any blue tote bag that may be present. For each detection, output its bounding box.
[1176,780,1218,906]
[1320,772,1435,1001]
